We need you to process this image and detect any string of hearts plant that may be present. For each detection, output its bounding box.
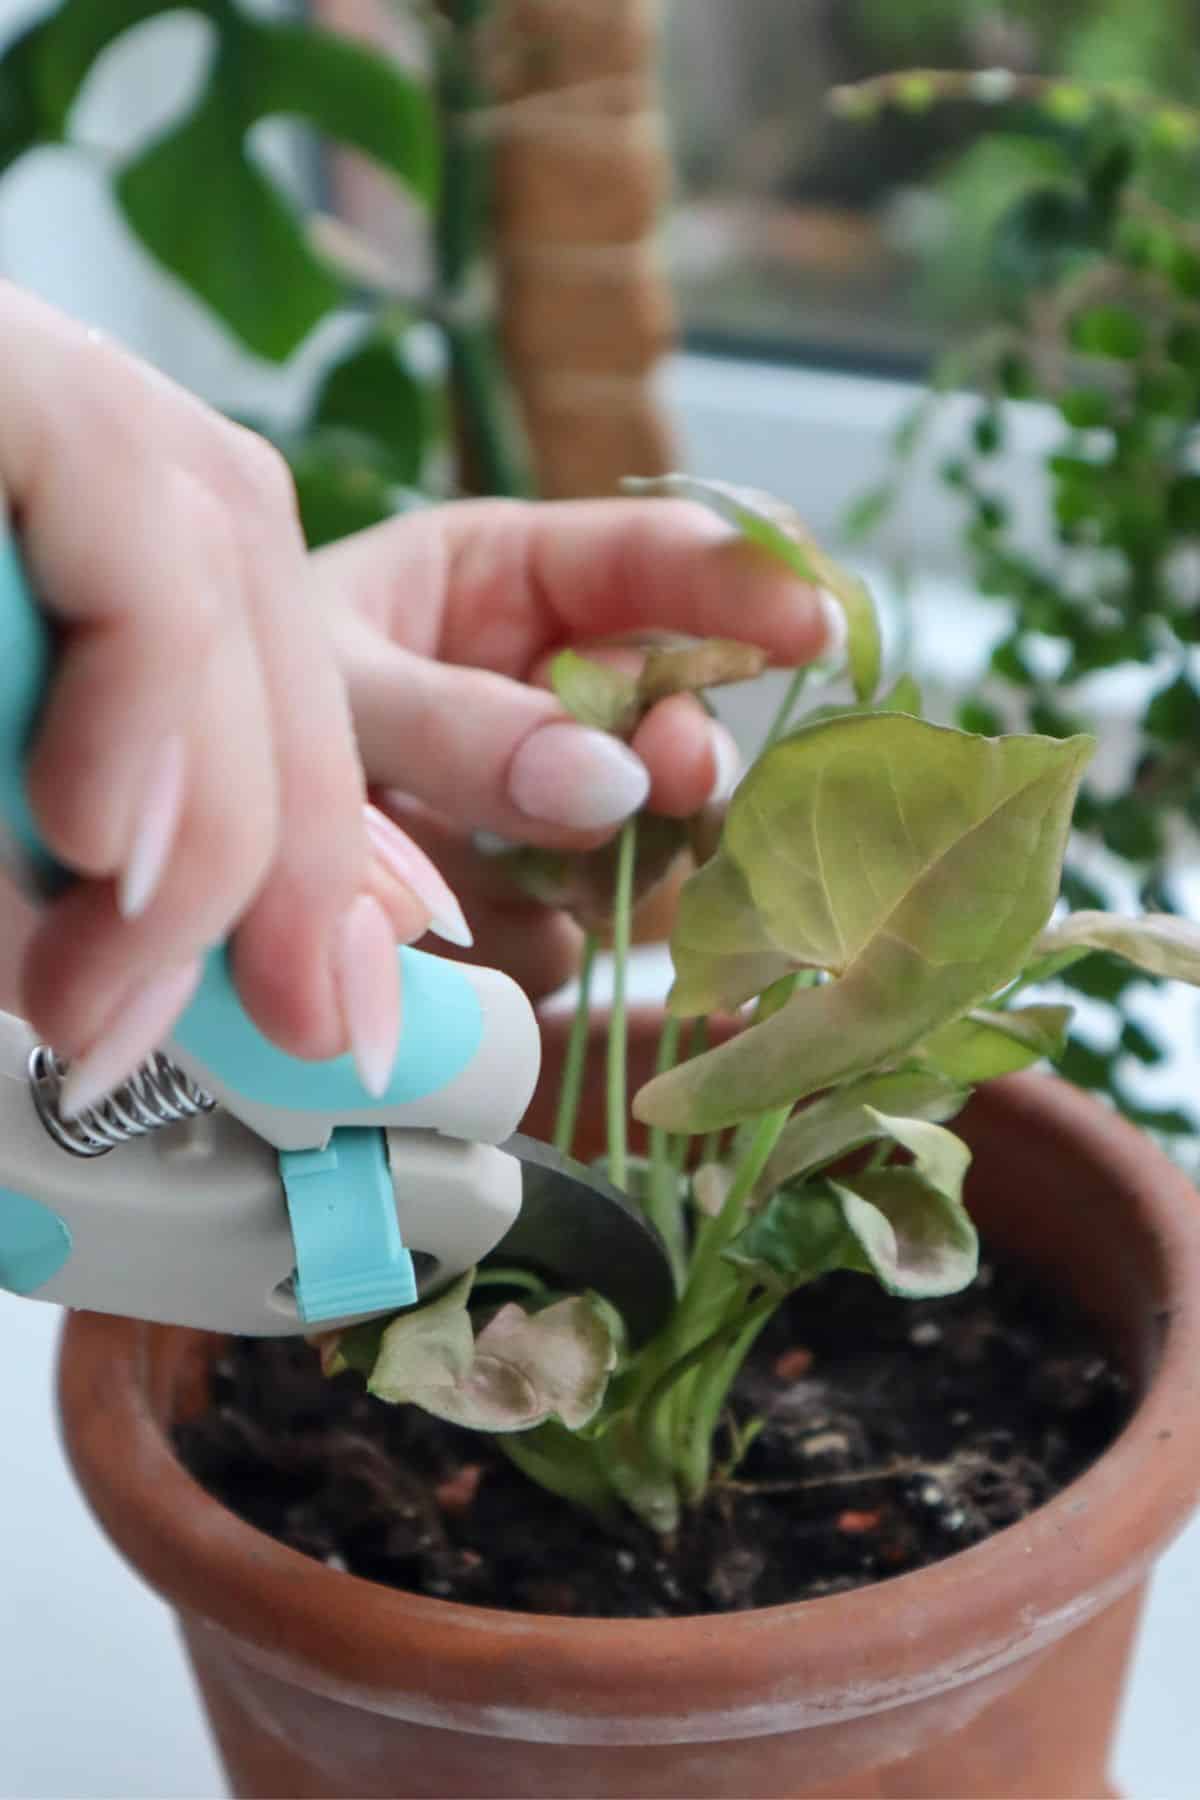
[317,477,1200,1536]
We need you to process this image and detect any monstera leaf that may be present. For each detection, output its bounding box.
[0,0,436,357]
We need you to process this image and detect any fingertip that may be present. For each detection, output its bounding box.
[634,695,739,817]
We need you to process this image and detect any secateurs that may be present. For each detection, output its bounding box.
[0,523,674,1344]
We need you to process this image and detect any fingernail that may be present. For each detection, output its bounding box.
[60,959,203,1119]
[509,722,650,830]
[364,804,473,948]
[119,736,185,920]
[818,590,848,662]
[709,722,741,802]
[334,894,401,1098]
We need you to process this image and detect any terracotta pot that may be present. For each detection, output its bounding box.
[58,1012,1200,1799]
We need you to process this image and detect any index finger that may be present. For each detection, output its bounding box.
[313,497,842,678]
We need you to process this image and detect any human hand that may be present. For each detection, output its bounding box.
[0,285,455,1110]
[317,496,843,998]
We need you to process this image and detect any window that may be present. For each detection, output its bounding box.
[662,0,1200,372]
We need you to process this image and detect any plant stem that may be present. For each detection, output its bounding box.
[646,1014,686,1291]
[606,817,638,1190]
[762,667,808,753]
[698,1129,724,1167]
[635,1291,775,1443]
[553,931,597,1156]
[495,1422,619,1522]
[680,1300,777,1502]
[633,1103,790,1434]
[684,1106,792,1307]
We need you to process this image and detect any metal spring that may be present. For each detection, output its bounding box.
[28,1044,216,1158]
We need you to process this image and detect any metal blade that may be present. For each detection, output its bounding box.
[494,1134,675,1346]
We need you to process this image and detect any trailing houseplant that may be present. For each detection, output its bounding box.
[296,474,1200,1546]
[835,70,1200,1152]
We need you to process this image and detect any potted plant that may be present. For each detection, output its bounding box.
[59,480,1200,1799]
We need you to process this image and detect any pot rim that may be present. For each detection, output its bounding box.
[58,1069,1200,1745]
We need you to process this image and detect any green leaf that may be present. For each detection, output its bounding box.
[312,327,438,489]
[549,650,640,734]
[958,698,1004,736]
[282,426,424,549]
[372,1283,619,1432]
[637,639,767,704]
[761,1069,970,1194]
[723,1182,852,1293]
[831,1168,978,1299]
[1059,388,1113,430]
[29,7,439,359]
[1146,673,1200,743]
[1069,304,1147,361]
[1036,912,1200,984]
[637,716,1093,1131]
[918,1003,1074,1081]
[623,476,881,702]
[841,484,895,542]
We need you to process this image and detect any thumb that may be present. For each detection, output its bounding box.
[336,617,653,849]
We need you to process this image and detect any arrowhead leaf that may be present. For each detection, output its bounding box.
[637,715,1093,1130]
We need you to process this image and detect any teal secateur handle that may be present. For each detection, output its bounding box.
[0,522,542,1323]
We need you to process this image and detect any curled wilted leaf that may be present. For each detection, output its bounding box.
[370,1283,619,1433]
[550,649,640,734]
[831,1169,978,1298]
[1035,912,1200,984]
[624,475,881,702]
[825,1108,976,1299]
[638,639,768,703]
[367,1273,476,1403]
[638,716,1093,1131]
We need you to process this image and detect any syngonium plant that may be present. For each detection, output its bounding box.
[317,478,1200,1535]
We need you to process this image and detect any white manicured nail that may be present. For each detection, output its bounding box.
[509,722,650,830]
[119,736,185,920]
[60,960,202,1119]
[364,804,473,947]
[709,723,741,801]
[818,590,848,661]
[334,894,401,1098]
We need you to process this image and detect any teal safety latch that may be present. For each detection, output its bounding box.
[278,1129,417,1325]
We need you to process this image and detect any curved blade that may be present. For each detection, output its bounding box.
[494,1134,675,1347]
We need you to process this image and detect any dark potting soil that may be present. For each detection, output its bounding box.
[175,1253,1131,1618]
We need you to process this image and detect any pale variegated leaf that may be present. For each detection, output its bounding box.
[637,716,1093,1130]
[1036,912,1200,984]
